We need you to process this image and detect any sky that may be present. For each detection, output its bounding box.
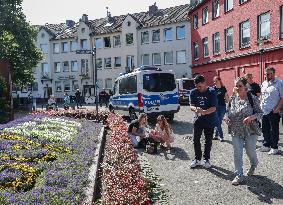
[22,0,189,25]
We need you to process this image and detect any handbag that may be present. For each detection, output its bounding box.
[250,120,261,136]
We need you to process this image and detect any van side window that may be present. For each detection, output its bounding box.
[119,75,137,94]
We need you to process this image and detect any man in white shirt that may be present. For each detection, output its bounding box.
[259,67,283,155]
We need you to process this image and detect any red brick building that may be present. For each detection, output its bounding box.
[188,0,283,94]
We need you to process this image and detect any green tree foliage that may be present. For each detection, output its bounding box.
[0,0,43,85]
[0,77,10,123]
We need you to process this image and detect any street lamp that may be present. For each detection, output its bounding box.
[91,46,98,114]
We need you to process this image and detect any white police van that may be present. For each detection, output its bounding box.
[176,78,195,104]
[109,66,180,121]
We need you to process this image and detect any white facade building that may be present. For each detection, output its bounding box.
[14,4,192,100]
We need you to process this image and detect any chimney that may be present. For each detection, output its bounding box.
[106,7,115,23]
[149,2,158,16]
[80,14,89,23]
[66,20,75,28]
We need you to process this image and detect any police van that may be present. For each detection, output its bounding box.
[109,66,180,121]
[176,78,195,104]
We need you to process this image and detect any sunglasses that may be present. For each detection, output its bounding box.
[265,73,273,76]
[235,85,244,88]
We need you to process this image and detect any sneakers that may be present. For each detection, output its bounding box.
[258,146,271,152]
[232,175,244,186]
[268,148,278,155]
[190,159,201,168]
[203,160,212,169]
[246,165,257,176]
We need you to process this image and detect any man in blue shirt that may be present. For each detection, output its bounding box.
[259,67,283,155]
[190,75,218,169]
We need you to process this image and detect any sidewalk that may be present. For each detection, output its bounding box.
[143,106,283,205]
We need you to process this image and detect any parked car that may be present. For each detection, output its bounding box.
[109,66,180,121]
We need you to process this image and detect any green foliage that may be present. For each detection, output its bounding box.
[0,0,43,85]
[0,77,10,123]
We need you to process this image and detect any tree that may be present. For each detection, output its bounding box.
[0,0,43,85]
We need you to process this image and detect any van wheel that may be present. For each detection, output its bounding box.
[129,108,137,121]
[109,105,114,113]
[167,114,174,123]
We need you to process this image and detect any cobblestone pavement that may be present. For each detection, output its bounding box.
[144,106,283,205]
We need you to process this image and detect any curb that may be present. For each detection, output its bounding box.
[83,125,106,204]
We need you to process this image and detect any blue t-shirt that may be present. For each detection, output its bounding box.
[190,87,218,128]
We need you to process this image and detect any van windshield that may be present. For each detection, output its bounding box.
[143,73,176,92]
[183,79,195,90]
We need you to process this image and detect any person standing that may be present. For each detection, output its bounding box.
[213,76,229,141]
[226,77,262,185]
[259,67,283,155]
[190,75,218,169]
[244,73,261,97]
[75,89,82,109]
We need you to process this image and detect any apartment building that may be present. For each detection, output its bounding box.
[188,0,283,94]
[14,3,192,100]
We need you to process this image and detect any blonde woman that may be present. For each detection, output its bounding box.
[226,77,263,185]
[150,115,174,149]
[128,113,148,148]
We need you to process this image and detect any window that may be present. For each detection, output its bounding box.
[53,43,59,53]
[40,44,48,54]
[164,52,173,65]
[95,38,103,49]
[213,32,220,54]
[164,28,173,41]
[62,42,68,52]
[193,13,198,29]
[239,0,248,4]
[141,54,150,66]
[71,61,78,72]
[32,67,37,74]
[104,58,112,68]
[141,31,149,44]
[41,63,49,77]
[81,59,89,75]
[193,42,199,60]
[202,7,208,25]
[281,6,283,38]
[225,0,233,12]
[96,58,102,69]
[212,0,220,19]
[152,29,160,42]
[63,61,69,72]
[225,27,234,51]
[127,21,131,26]
[126,33,134,45]
[81,39,87,50]
[64,81,70,92]
[152,53,161,66]
[113,35,121,47]
[119,76,137,94]
[104,37,111,48]
[114,57,122,67]
[32,82,38,92]
[202,37,209,57]
[176,25,186,39]
[72,80,79,91]
[240,20,250,47]
[70,41,77,51]
[97,79,103,90]
[258,12,270,40]
[176,51,186,64]
[105,78,112,89]
[143,73,176,92]
[55,81,62,92]
[54,62,61,73]
[126,56,134,69]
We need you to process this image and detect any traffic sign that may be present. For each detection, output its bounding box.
[76,49,93,54]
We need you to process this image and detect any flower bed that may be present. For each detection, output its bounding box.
[101,113,149,205]
[0,114,102,204]
[33,109,108,123]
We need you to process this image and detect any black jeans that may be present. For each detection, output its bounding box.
[262,112,280,149]
[193,120,214,161]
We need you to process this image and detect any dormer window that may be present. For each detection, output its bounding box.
[81,28,85,33]
[41,33,45,38]
[127,21,131,26]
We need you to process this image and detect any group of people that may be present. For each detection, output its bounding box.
[128,113,174,153]
[189,67,282,185]
[127,67,282,186]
